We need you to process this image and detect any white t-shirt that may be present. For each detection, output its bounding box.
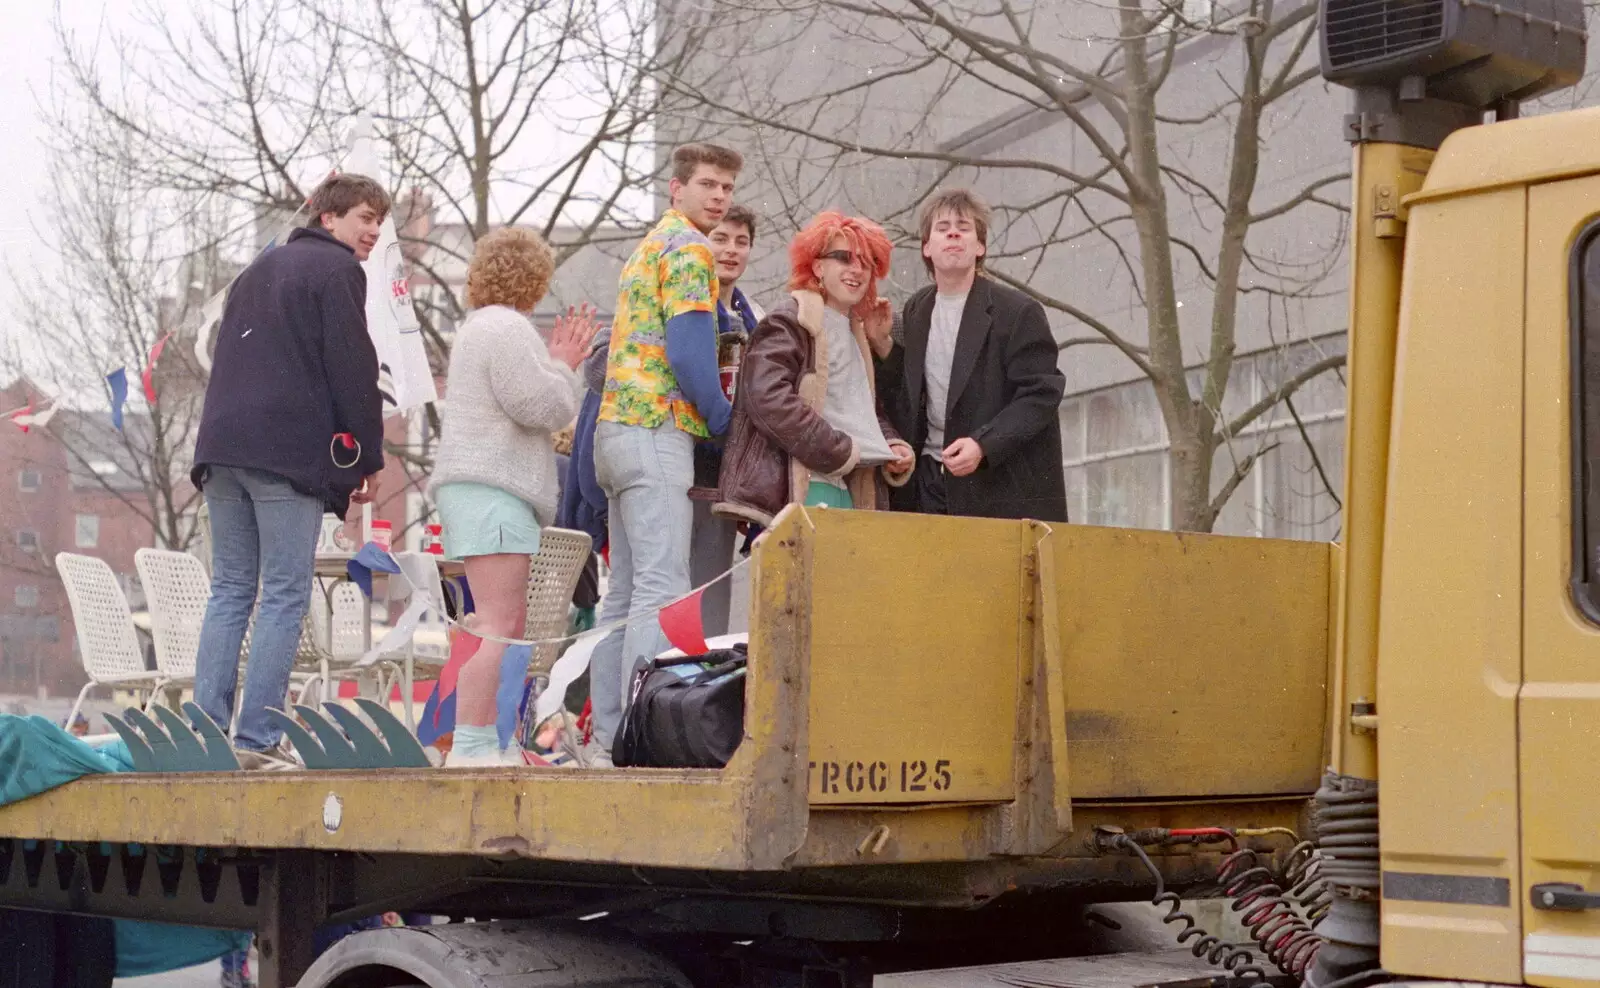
[922,292,967,459]
[820,307,895,472]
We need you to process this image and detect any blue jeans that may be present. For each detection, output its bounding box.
[194,465,324,751]
[590,421,695,748]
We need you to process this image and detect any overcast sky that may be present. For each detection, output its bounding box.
[0,1,55,327]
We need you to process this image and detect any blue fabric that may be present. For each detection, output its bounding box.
[495,644,535,749]
[416,685,457,746]
[346,540,402,598]
[435,482,542,561]
[555,393,609,551]
[717,287,760,337]
[0,715,251,976]
[664,310,732,437]
[106,368,129,431]
[0,715,125,803]
[115,920,254,978]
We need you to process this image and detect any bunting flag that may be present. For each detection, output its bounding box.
[345,542,402,599]
[344,116,436,412]
[658,589,709,657]
[8,400,34,433]
[106,368,129,431]
[14,401,60,431]
[142,333,172,404]
[495,644,535,749]
[416,686,455,747]
[432,629,483,727]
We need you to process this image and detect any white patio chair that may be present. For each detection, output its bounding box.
[525,528,594,685]
[55,553,167,726]
[133,548,205,700]
[519,528,592,755]
[295,577,384,708]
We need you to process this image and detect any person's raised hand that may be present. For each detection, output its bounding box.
[942,437,983,477]
[860,298,894,358]
[548,303,597,370]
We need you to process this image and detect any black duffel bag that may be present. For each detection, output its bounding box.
[612,644,747,768]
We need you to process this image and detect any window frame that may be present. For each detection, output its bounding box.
[14,530,38,553]
[1569,218,1600,624]
[13,585,38,609]
[16,469,39,493]
[75,513,100,549]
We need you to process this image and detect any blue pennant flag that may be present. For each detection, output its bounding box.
[416,686,456,747]
[345,542,401,599]
[495,644,534,750]
[106,368,128,431]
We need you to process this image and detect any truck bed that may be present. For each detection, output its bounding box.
[0,509,1333,910]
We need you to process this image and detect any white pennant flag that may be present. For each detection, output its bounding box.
[343,116,437,414]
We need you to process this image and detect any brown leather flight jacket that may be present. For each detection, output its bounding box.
[713,291,910,527]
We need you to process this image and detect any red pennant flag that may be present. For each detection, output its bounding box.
[142,333,172,404]
[433,629,482,726]
[659,589,709,657]
[9,400,33,434]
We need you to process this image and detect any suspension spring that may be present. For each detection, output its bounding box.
[1280,840,1331,925]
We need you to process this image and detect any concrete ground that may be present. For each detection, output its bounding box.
[113,960,221,987]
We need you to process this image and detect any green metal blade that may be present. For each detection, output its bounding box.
[149,705,207,766]
[322,704,393,768]
[291,705,358,765]
[262,709,334,770]
[122,709,178,767]
[350,698,430,767]
[181,703,239,770]
[103,713,158,773]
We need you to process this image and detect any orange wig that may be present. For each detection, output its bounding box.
[787,211,893,317]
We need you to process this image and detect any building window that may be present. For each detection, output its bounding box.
[75,514,100,549]
[17,469,39,493]
[1061,336,1346,540]
[15,530,38,553]
[13,585,37,608]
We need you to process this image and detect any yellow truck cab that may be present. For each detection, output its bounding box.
[6,0,1600,987]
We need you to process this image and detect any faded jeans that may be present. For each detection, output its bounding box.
[589,420,695,749]
[689,498,736,638]
[193,465,323,751]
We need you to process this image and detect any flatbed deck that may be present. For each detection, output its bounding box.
[0,509,1334,928]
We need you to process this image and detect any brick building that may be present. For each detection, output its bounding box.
[0,378,157,699]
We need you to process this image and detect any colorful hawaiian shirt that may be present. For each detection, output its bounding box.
[598,209,720,437]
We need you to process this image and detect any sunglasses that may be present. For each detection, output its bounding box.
[818,249,865,266]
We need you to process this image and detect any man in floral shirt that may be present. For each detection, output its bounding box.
[588,142,742,759]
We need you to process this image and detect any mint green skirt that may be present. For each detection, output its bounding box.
[435,482,542,561]
[804,480,853,509]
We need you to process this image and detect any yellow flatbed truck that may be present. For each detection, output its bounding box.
[6,0,1600,986]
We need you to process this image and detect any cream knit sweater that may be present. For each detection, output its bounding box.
[427,305,582,526]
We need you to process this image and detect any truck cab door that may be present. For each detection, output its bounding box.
[1522,175,1600,987]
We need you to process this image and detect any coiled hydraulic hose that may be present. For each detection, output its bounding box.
[1217,847,1324,978]
[1109,834,1269,981]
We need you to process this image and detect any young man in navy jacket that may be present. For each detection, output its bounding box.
[190,173,389,766]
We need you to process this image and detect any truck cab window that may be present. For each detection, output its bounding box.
[1571,224,1600,621]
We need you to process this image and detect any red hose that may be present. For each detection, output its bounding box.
[1169,827,1239,851]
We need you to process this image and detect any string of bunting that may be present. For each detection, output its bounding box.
[344,543,750,655]
[341,543,751,748]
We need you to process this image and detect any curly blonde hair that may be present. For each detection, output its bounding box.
[465,227,555,312]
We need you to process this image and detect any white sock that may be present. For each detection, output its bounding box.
[453,724,501,759]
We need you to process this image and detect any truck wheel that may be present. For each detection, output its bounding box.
[295,921,691,988]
